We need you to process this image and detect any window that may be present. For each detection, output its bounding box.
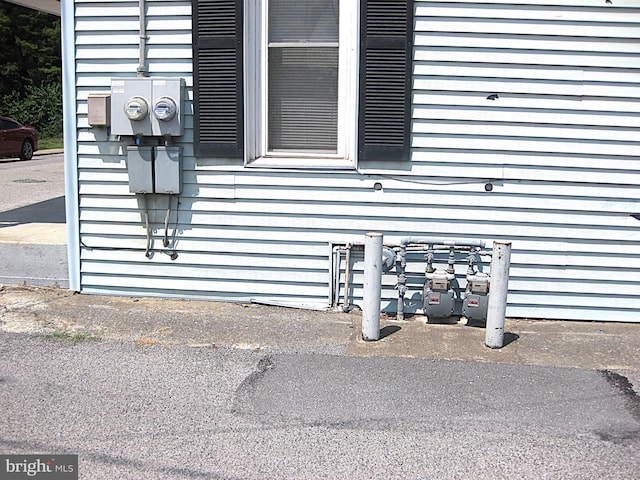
[192,0,413,166]
[245,0,358,167]
[1,119,19,130]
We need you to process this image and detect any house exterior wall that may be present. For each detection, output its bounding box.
[71,0,640,321]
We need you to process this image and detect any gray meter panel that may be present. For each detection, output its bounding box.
[150,78,185,136]
[111,78,153,136]
[110,77,185,137]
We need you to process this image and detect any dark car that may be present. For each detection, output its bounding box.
[0,116,38,160]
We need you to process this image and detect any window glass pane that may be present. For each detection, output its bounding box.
[268,47,338,152]
[269,0,338,43]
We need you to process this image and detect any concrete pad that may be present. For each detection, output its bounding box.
[0,222,67,288]
[0,223,66,244]
[347,317,640,372]
[0,243,68,287]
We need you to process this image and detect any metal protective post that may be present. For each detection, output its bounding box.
[485,241,512,348]
[363,233,383,341]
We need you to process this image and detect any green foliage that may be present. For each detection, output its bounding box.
[1,83,62,137]
[0,3,62,138]
[50,331,96,344]
[38,137,64,150]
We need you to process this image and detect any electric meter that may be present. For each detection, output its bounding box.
[124,96,149,121]
[153,96,178,121]
[110,77,184,136]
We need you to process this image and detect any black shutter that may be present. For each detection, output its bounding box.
[358,0,413,162]
[192,0,243,158]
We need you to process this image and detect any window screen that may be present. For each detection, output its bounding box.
[267,0,339,153]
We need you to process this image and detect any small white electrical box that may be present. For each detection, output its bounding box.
[87,93,111,127]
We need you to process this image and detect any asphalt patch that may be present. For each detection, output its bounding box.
[232,354,640,435]
[595,370,640,445]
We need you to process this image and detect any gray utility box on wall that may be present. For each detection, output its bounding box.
[126,146,182,195]
[126,146,154,194]
[150,79,184,137]
[111,79,153,136]
[155,146,182,194]
[111,77,185,137]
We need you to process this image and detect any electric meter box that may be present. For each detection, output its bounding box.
[110,78,185,136]
[111,79,153,136]
[150,78,185,137]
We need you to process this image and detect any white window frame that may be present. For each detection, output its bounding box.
[244,0,359,168]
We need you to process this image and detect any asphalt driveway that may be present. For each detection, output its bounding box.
[1,329,639,479]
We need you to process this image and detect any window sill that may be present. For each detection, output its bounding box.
[245,157,356,170]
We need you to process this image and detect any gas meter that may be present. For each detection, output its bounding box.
[463,273,490,326]
[423,271,456,320]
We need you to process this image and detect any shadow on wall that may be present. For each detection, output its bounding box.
[0,196,66,225]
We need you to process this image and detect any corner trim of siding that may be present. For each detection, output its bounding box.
[62,0,80,291]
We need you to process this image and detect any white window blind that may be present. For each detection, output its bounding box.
[267,0,339,153]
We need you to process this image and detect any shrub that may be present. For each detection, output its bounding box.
[0,82,62,138]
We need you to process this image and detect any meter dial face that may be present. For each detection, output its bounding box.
[124,96,149,121]
[153,96,178,121]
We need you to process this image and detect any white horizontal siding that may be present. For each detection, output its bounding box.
[393,0,640,320]
[71,0,640,321]
[425,0,639,5]
[415,4,640,23]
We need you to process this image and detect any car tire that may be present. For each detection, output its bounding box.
[20,139,34,160]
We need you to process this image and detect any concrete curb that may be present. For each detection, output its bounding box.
[34,148,64,156]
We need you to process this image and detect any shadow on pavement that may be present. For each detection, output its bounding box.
[504,332,520,347]
[0,196,66,225]
[379,325,402,339]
